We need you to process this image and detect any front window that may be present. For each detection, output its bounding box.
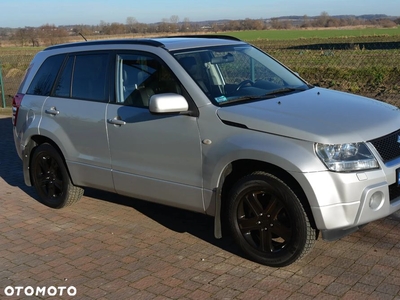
[116,53,183,108]
[174,44,309,105]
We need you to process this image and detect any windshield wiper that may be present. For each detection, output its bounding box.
[218,87,306,106]
[218,95,266,105]
[264,87,305,96]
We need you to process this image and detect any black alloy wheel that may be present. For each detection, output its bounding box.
[227,171,315,267]
[30,143,83,208]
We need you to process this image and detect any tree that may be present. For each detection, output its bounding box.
[10,28,30,46]
[99,20,108,33]
[253,19,265,30]
[126,17,138,33]
[301,15,311,28]
[27,27,40,46]
[180,17,191,32]
[158,18,170,32]
[211,22,219,33]
[11,24,68,47]
[326,18,340,27]
[102,22,126,35]
[170,15,179,24]
[39,24,68,45]
[169,15,179,32]
[135,23,149,34]
[314,11,330,27]
[72,25,93,38]
[378,19,397,28]
[270,18,283,29]
[237,18,265,30]
[225,20,241,31]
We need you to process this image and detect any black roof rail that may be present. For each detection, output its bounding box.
[44,35,243,51]
[44,39,165,51]
[163,34,242,41]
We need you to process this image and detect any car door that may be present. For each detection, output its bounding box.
[41,52,114,191]
[106,52,204,212]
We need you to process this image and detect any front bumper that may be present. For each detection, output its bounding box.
[299,165,400,236]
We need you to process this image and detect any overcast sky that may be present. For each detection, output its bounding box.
[1,0,399,28]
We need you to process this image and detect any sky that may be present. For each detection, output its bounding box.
[0,0,399,28]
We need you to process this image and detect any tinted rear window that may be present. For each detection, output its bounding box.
[71,53,109,102]
[26,54,65,96]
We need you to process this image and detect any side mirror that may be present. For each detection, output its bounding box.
[149,93,189,114]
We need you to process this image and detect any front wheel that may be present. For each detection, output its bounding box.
[227,171,315,267]
[30,143,84,208]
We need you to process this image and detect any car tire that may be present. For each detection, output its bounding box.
[227,171,315,267]
[30,143,84,208]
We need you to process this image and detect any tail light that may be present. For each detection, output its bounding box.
[12,93,24,126]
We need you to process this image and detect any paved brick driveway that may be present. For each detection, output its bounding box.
[1,113,400,299]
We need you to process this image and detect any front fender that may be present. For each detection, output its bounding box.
[202,129,324,192]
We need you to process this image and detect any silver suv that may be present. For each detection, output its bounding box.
[12,36,400,267]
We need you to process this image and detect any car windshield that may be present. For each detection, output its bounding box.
[174,44,310,106]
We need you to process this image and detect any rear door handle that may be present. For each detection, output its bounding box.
[107,118,126,126]
[45,107,60,115]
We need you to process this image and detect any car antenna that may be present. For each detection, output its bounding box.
[78,32,87,41]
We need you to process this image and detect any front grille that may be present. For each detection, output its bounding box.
[369,129,400,163]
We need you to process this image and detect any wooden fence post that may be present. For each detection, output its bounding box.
[0,62,5,108]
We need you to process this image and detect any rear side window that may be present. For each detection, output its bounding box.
[54,57,73,98]
[73,53,110,102]
[17,64,34,94]
[54,53,110,102]
[26,54,65,96]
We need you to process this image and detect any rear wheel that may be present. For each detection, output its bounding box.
[227,171,315,267]
[30,143,84,208]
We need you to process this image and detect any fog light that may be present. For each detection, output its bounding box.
[369,191,384,210]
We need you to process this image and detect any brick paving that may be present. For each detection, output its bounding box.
[1,113,400,299]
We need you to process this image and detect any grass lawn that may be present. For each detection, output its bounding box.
[226,26,400,41]
[1,27,399,107]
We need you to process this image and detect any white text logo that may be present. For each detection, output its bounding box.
[4,286,77,297]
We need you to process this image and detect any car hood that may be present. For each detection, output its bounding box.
[216,87,400,144]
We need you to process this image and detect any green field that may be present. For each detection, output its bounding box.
[1,27,400,107]
[226,26,400,41]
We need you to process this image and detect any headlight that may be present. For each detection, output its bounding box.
[315,142,379,172]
